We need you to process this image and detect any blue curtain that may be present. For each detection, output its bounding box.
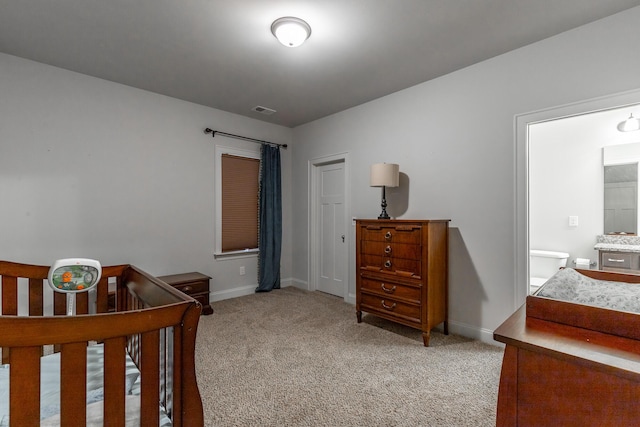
[256,144,282,292]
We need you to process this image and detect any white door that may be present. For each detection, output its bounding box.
[316,162,346,297]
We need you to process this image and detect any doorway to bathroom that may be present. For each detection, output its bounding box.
[515,89,640,304]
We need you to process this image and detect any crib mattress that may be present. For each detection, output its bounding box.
[0,343,171,426]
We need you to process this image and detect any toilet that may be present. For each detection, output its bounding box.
[529,249,570,293]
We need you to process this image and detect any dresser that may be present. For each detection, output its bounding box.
[355,219,450,346]
[157,272,214,315]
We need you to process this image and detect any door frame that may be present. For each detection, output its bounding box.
[515,87,640,309]
[308,152,350,301]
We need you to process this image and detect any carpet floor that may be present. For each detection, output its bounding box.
[195,287,504,426]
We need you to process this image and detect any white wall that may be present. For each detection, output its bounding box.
[529,106,640,269]
[292,6,640,343]
[0,52,293,298]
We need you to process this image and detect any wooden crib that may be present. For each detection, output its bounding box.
[0,260,204,426]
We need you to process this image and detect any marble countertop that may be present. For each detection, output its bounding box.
[595,235,640,253]
[594,242,640,253]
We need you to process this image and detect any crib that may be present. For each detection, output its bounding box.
[0,260,204,426]
[494,268,640,426]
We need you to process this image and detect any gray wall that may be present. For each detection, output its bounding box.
[291,6,640,342]
[0,52,293,298]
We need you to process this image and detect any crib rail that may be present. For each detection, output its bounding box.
[0,261,204,426]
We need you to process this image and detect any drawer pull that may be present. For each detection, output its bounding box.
[384,245,392,254]
[381,300,397,310]
[182,286,193,293]
[385,231,392,240]
[607,258,625,263]
[384,260,392,268]
[380,283,396,293]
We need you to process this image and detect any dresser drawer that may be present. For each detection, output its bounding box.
[360,254,421,278]
[361,225,421,244]
[360,277,420,303]
[360,241,421,260]
[360,293,421,323]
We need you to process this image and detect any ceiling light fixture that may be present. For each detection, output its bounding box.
[271,17,311,48]
[617,113,640,132]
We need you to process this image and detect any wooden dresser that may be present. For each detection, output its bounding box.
[355,219,449,346]
[158,272,214,315]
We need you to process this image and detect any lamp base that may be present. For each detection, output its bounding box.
[378,186,390,219]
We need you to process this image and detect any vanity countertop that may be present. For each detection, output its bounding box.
[594,242,640,253]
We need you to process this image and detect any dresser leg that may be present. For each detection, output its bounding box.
[444,320,449,335]
[422,331,430,347]
[356,311,362,323]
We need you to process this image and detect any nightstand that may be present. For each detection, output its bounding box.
[158,272,213,315]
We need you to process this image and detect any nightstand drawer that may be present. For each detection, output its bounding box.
[172,280,208,294]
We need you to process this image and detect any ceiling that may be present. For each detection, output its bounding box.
[2,1,640,128]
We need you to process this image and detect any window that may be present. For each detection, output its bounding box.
[215,146,260,257]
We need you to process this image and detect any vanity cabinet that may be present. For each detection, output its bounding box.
[599,250,640,273]
[355,219,449,346]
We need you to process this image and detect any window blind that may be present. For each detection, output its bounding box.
[221,154,259,252]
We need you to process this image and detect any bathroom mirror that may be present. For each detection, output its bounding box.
[603,142,640,235]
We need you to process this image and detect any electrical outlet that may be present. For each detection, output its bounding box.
[569,216,579,227]
[239,266,245,276]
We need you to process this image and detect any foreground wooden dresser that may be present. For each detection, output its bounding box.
[355,219,449,346]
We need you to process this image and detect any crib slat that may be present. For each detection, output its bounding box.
[76,292,89,314]
[1,276,17,364]
[141,330,161,426]
[54,291,66,315]
[28,278,44,316]
[9,346,41,425]
[104,336,127,427]
[96,276,109,313]
[60,342,88,426]
[1,276,17,315]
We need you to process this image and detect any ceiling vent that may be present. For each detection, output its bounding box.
[252,105,277,115]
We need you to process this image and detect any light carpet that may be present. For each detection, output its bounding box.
[195,287,504,426]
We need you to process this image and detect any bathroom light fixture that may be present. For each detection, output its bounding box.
[370,163,399,220]
[617,113,640,132]
[271,17,311,47]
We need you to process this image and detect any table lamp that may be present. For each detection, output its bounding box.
[370,163,399,219]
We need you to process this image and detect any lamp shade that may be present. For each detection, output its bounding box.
[370,163,399,187]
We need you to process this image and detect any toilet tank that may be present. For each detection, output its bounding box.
[530,249,570,280]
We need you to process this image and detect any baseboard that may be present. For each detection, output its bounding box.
[448,320,503,347]
[210,277,296,302]
[289,278,309,291]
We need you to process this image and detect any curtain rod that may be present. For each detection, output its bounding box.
[204,128,287,149]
